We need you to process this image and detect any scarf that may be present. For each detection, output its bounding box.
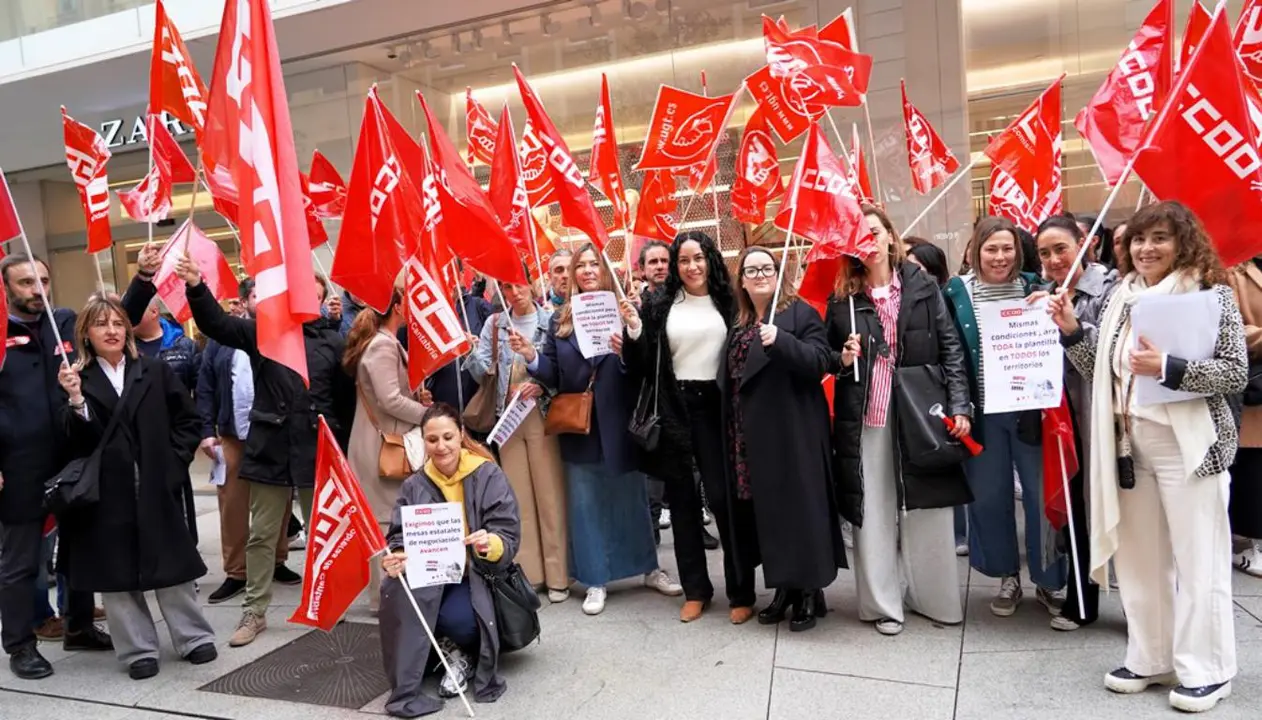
[1087,270,1216,585]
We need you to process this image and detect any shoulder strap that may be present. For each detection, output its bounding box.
[356,383,383,432]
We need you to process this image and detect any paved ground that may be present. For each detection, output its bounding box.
[3,492,1262,720]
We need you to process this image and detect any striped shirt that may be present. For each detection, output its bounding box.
[864,274,901,428]
[968,276,1026,411]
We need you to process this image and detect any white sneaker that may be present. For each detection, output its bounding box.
[874,618,904,636]
[1104,667,1178,694]
[1169,681,1232,712]
[1232,546,1262,578]
[658,509,672,529]
[547,588,569,604]
[990,576,1023,617]
[436,642,471,699]
[288,530,306,550]
[644,569,683,596]
[955,543,969,557]
[1035,586,1066,617]
[702,508,714,526]
[582,587,607,615]
[1050,615,1081,632]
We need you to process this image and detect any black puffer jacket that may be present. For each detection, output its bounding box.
[186,282,354,488]
[826,263,972,526]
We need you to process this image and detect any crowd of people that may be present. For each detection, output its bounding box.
[0,198,1256,715]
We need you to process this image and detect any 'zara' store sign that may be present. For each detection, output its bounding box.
[99,112,193,149]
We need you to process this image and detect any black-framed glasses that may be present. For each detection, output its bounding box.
[742,266,777,279]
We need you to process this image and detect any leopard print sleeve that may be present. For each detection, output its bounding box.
[1164,284,1248,397]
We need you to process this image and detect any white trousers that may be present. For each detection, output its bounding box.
[1115,418,1236,687]
[853,420,962,625]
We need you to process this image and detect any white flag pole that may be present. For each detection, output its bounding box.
[2,172,69,364]
[1058,435,1086,614]
[398,572,477,718]
[900,158,978,235]
[862,100,883,203]
[92,252,106,291]
[1057,156,1136,294]
[768,180,804,325]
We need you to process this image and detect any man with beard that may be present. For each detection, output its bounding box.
[1,254,115,679]
[546,249,573,311]
[638,240,671,295]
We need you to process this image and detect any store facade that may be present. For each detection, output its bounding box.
[0,0,1231,310]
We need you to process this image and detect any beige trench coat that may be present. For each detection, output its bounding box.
[347,331,428,523]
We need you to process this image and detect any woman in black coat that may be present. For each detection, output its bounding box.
[720,247,844,632]
[56,295,215,680]
[826,207,973,637]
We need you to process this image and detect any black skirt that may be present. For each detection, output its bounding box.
[1229,448,1262,539]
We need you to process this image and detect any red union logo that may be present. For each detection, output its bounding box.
[161,26,207,128]
[1184,84,1262,179]
[305,472,354,621]
[469,114,496,156]
[907,108,931,157]
[420,170,443,234]
[406,258,465,356]
[741,129,778,188]
[369,155,401,232]
[767,38,821,80]
[801,168,853,197]
[1000,308,1024,318]
[64,147,101,188]
[1117,40,1157,120]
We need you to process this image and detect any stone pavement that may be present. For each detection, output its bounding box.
[3,494,1262,720]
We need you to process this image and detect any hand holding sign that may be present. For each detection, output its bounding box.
[572,291,622,359]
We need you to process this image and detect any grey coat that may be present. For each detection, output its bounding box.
[378,459,522,717]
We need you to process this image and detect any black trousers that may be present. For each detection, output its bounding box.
[0,521,96,654]
[1060,467,1098,625]
[677,381,758,608]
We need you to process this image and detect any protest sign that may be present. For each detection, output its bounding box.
[978,297,1063,414]
[401,502,466,589]
[488,387,537,446]
[571,290,622,359]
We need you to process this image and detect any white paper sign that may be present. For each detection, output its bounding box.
[571,291,623,359]
[1130,291,1219,406]
[978,297,1064,414]
[488,387,537,446]
[209,446,226,487]
[401,502,466,589]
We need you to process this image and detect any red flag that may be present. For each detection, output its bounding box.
[332,88,425,313]
[488,105,535,267]
[309,150,347,220]
[849,123,875,204]
[902,80,962,194]
[118,153,173,223]
[983,77,1063,202]
[149,0,208,136]
[0,169,21,243]
[746,65,821,143]
[405,253,471,392]
[799,256,844,311]
[519,118,558,208]
[821,374,836,422]
[202,0,319,383]
[154,219,237,324]
[417,91,528,284]
[149,115,197,184]
[1134,6,1262,267]
[61,108,114,254]
[762,17,867,107]
[300,172,329,249]
[513,66,611,251]
[1041,392,1078,530]
[819,9,857,51]
[633,170,679,243]
[731,108,784,224]
[590,74,630,228]
[290,417,387,632]
[988,132,1063,233]
[0,282,7,371]
[773,123,875,260]
[634,84,737,171]
[466,88,498,166]
[1074,0,1174,185]
[1236,0,1262,87]
[1180,1,1214,71]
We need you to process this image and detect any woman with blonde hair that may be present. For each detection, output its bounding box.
[829,206,973,636]
[1050,201,1245,712]
[721,246,843,631]
[510,243,679,615]
[344,290,428,613]
[56,295,215,680]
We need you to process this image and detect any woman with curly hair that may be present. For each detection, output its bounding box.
[623,231,744,623]
[1049,201,1246,713]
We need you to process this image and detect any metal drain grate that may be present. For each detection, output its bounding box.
[200,622,390,709]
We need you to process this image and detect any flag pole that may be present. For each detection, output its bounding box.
[700,70,723,253]
[181,158,204,256]
[825,112,857,176]
[144,120,155,252]
[92,251,106,291]
[862,100,883,203]
[678,83,746,224]
[3,172,69,365]
[1058,435,1087,613]
[398,571,477,718]
[1058,156,1135,293]
[901,158,978,235]
[769,182,803,325]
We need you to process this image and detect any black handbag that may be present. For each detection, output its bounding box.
[44,397,126,517]
[1244,360,1262,406]
[474,561,541,653]
[892,364,971,473]
[628,340,662,452]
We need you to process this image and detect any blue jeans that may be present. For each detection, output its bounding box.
[954,506,968,546]
[31,533,61,626]
[965,412,1066,590]
[435,578,478,652]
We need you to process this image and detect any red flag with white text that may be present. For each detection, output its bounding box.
[418,91,528,285]
[590,74,630,228]
[513,66,611,250]
[61,108,114,254]
[290,417,387,632]
[150,0,208,136]
[1074,0,1174,185]
[773,123,875,260]
[149,115,197,184]
[762,17,867,108]
[988,132,1063,233]
[519,118,558,208]
[405,253,470,392]
[1236,0,1262,87]
[746,65,821,143]
[202,0,319,383]
[466,88,498,166]
[300,173,329,249]
[901,80,961,194]
[633,170,679,244]
[489,105,535,270]
[309,150,347,220]
[983,77,1063,203]
[635,84,737,171]
[731,108,784,224]
[118,150,173,223]
[154,219,238,324]
[849,123,875,204]
[1134,6,1262,267]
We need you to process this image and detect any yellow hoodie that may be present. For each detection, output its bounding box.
[423,449,504,562]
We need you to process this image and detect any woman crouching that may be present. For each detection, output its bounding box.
[379,404,522,718]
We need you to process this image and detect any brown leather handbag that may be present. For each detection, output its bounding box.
[462,314,499,433]
[544,367,598,435]
[357,385,412,481]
